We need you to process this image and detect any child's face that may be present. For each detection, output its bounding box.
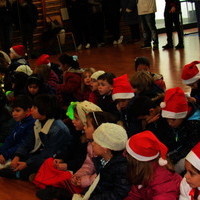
[84,118,95,140]
[72,113,84,131]
[31,106,46,120]
[116,99,130,110]
[9,51,16,60]
[166,118,184,128]
[83,72,92,86]
[28,84,39,95]
[136,64,150,72]
[187,81,198,89]
[185,160,200,188]
[98,79,113,95]
[92,141,106,157]
[12,107,29,122]
[90,79,98,92]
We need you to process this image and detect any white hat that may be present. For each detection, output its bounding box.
[91,70,105,80]
[15,65,33,76]
[186,142,200,171]
[112,74,135,101]
[93,123,128,151]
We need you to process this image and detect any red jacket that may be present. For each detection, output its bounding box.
[124,163,182,200]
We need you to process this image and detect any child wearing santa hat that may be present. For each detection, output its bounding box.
[181,61,200,105]
[4,45,29,91]
[180,142,200,200]
[159,87,200,173]
[124,130,182,200]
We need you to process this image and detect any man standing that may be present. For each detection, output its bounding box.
[162,0,184,49]
[137,0,158,50]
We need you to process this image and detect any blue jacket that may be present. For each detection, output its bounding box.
[0,115,35,160]
[15,119,73,169]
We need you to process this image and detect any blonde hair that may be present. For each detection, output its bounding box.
[126,154,174,186]
[131,71,154,93]
[81,68,96,91]
[34,64,51,83]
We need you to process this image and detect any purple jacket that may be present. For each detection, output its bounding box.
[124,163,182,200]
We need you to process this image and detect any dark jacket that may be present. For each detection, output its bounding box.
[89,152,131,200]
[190,80,200,105]
[15,119,73,169]
[0,108,15,143]
[147,104,200,164]
[121,0,139,25]
[165,0,181,13]
[0,115,35,160]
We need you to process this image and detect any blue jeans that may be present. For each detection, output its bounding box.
[140,13,158,45]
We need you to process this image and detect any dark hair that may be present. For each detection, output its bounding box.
[26,74,43,88]
[97,72,116,85]
[11,95,33,110]
[0,90,7,109]
[128,95,164,118]
[134,56,150,71]
[33,94,61,119]
[59,54,80,70]
[86,111,118,129]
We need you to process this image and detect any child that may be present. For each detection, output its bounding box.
[181,61,200,104]
[112,74,135,133]
[89,70,105,104]
[73,123,130,200]
[56,54,84,107]
[124,130,182,200]
[131,71,164,98]
[9,94,73,180]
[4,45,28,91]
[34,101,102,191]
[159,87,200,173]
[180,142,200,200]
[134,56,166,91]
[81,68,96,101]
[97,72,119,118]
[0,95,34,165]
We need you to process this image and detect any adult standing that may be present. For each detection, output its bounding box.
[137,0,158,49]
[121,0,140,43]
[0,0,14,54]
[162,0,184,49]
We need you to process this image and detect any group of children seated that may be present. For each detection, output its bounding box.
[0,44,200,200]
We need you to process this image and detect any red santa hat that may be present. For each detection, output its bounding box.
[112,74,135,101]
[181,61,200,85]
[10,45,26,58]
[186,142,200,171]
[36,54,51,66]
[160,87,188,119]
[126,130,168,166]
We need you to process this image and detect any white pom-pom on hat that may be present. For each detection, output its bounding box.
[160,102,166,108]
[158,158,168,166]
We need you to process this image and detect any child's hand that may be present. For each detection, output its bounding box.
[71,176,81,186]
[10,156,20,169]
[0,155,6,164]
[13,161,27,171]
[187,96,196,103]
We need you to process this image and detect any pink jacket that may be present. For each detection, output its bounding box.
[73,142,97,188]
[124,163,182,200]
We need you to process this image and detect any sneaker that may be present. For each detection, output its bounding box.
[113,40,118,45]
[141,44,151,49]
[117,35,124,44]
[162,43,173,49]
[85,43,90,49]
[77,44,82,50]
[153,43,159,50]
[175,43,184,49]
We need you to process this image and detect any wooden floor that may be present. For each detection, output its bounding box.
[1,28,200,200]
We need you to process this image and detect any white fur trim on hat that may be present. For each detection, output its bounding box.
[161,110,187,119]
[186,151,200,171]
[93,123,128,151]
[182,73,200,85]
[112,93,134,101]
[126,141,159,161]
